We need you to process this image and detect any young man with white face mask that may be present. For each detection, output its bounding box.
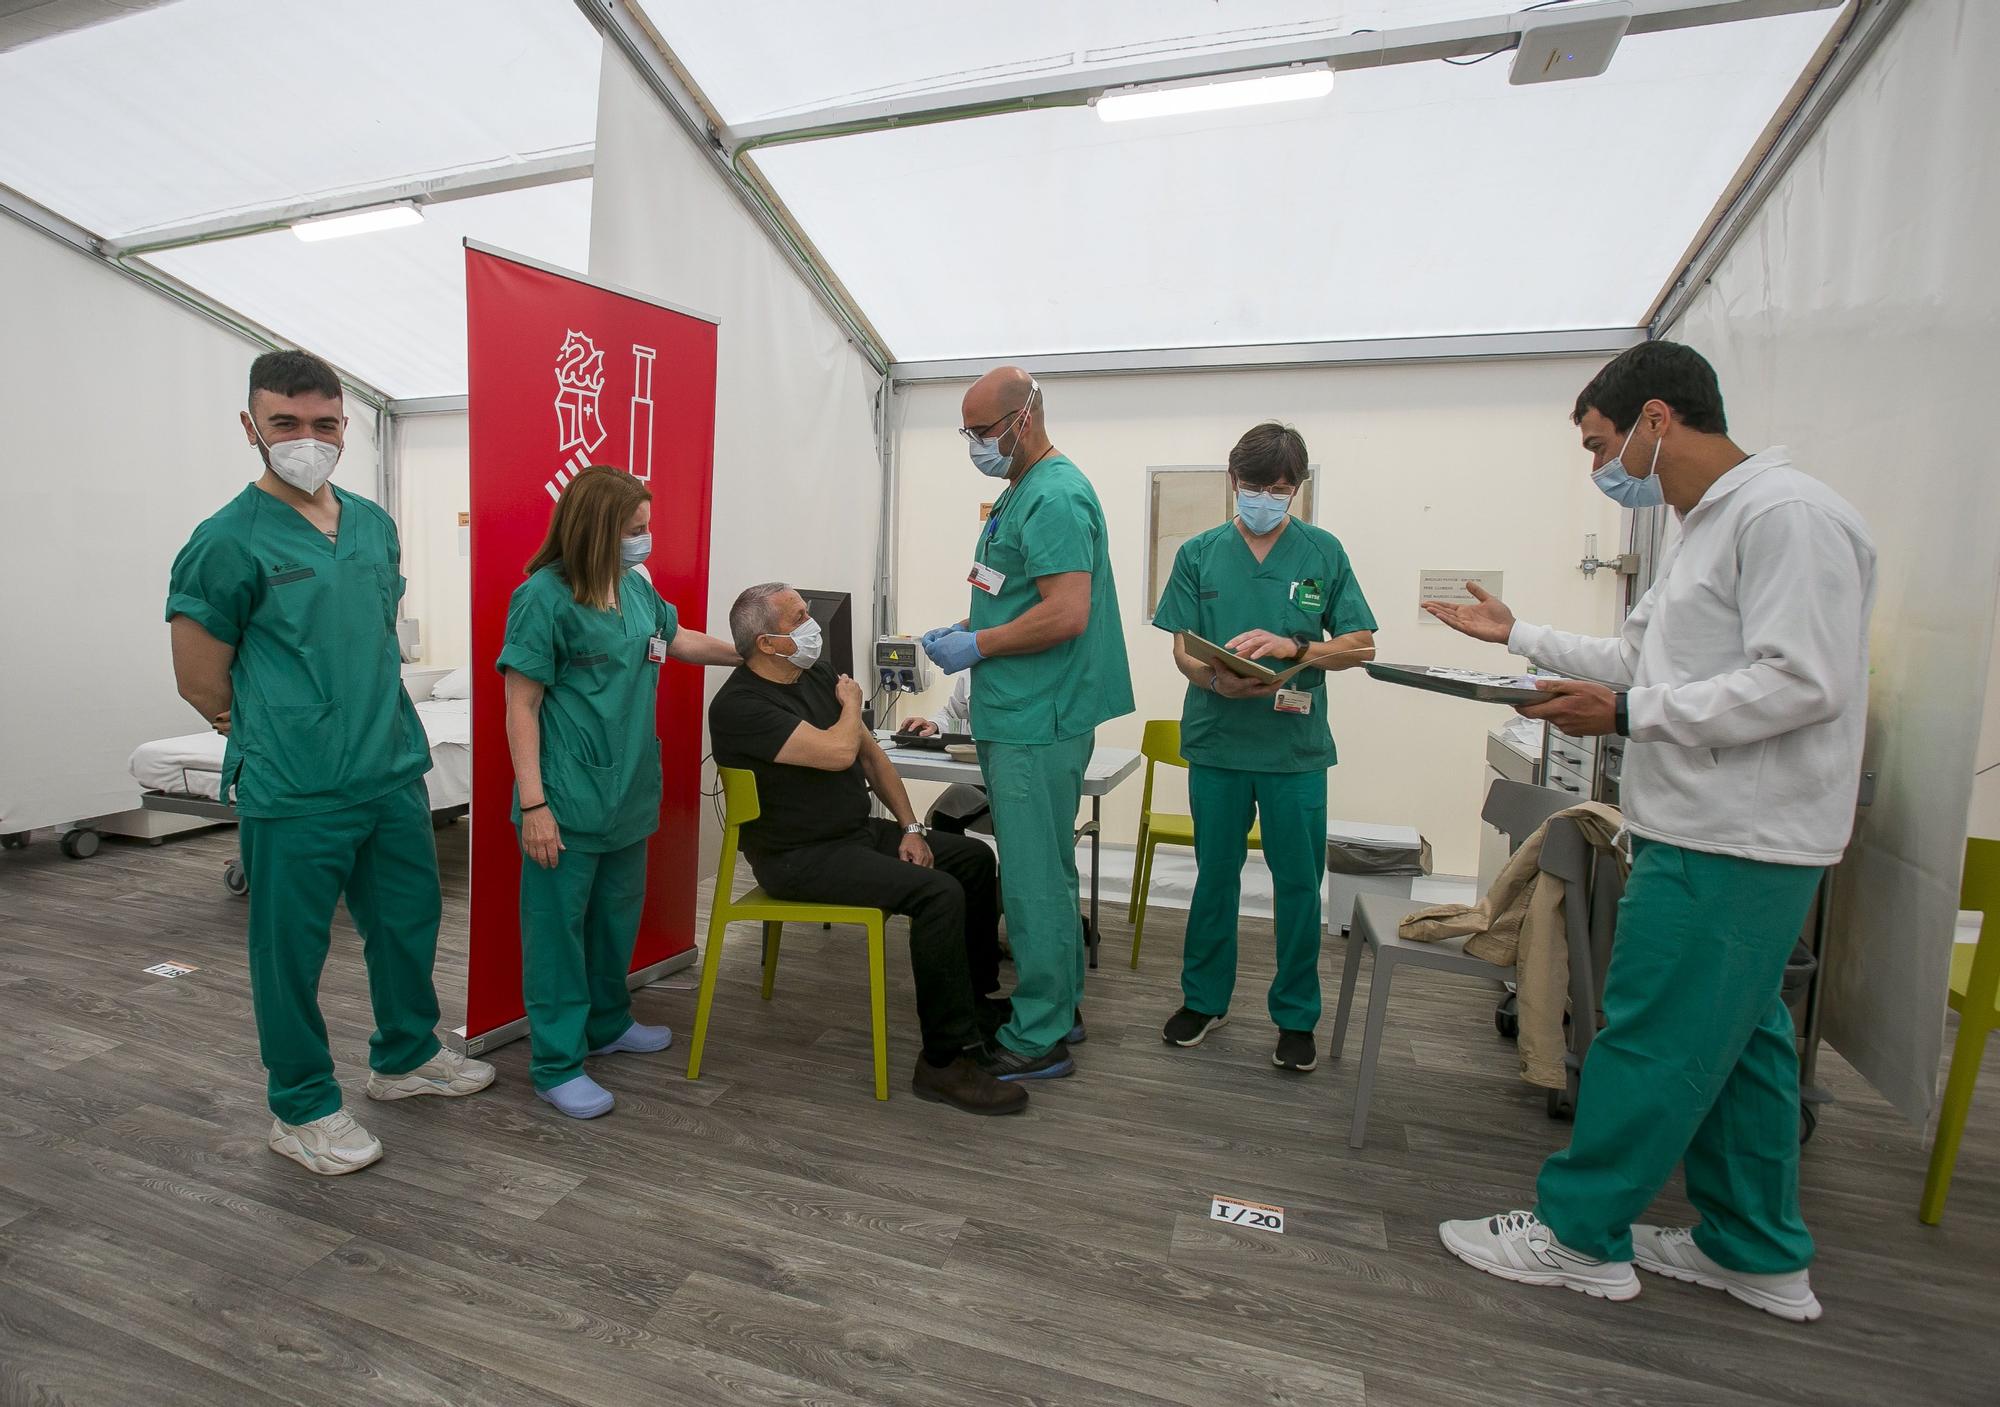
[166,350,494,1177]
[707,584,1023,1115]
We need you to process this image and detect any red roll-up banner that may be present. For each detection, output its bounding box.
[464,242,717,1046]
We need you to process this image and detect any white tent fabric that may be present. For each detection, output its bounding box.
[590,43,887,871]
[1668,0,2000,1125]
[148,181,594,401]
[642,2,1842,360]
[0,0,599,397]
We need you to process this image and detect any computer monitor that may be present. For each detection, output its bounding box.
[796,589,854,680]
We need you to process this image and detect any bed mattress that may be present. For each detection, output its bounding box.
[130,698,471,810]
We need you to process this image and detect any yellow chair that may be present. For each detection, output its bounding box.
[1920,836,2000,1222]
[1127,718,1261,969]
[684,767,891,1100]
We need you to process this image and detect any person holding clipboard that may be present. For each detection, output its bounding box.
[1152,423,1377,1073]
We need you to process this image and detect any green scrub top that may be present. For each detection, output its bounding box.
[497,565,678,853]
[166,484,430,820]
[967,454,1134,745]
[1153,518,1377,773]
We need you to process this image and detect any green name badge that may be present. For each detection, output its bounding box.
[1292,578,1325,613]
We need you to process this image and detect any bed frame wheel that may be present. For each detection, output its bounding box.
[0,832,29,851]
[224,859,249,897]
[60,828,101,860]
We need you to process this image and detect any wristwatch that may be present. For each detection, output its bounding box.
[1290,633,1315,661]
[1614,690,1631,738]
[903,821,928,837]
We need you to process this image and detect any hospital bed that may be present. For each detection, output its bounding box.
[130,667,473,896]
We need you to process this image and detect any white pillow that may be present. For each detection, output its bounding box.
[432,666,473,700]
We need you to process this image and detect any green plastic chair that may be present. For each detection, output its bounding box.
[1919,836,2000,1223]
[1127,718,1260,969]
[685,767,890,1100]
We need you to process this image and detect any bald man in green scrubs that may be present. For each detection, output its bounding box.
[168,350,493,1178]
[1152,422,1377,1074]
[922,367,1133,1082]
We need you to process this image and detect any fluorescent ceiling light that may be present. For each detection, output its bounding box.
[1095,64,1332,124]
[291,201,425,242]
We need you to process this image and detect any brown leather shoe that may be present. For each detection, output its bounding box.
[911,1054,1029,1116]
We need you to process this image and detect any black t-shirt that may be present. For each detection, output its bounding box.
[708,661,870,857]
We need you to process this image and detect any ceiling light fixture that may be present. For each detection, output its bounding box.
[1094,63,1333,123]
[291,201,425,242]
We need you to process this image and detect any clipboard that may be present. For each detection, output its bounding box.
[1364,662,1548,705]
[1180,632,1312,686]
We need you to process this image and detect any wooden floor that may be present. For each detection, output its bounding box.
[3,823,1998,1407]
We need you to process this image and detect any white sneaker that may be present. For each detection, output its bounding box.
[1632,1225,1822,1322]
[1439,1210,1641,1302]
[366,1047,496,1101]
[268,1109,382,1176]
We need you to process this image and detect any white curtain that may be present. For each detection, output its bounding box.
[588,41,886,871]
[1668,0,2000,1124]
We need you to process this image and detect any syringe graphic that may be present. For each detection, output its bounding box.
[628,344,657,480]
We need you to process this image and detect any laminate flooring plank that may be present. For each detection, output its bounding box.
[73,1101,688,1324]
[649,1269,1190,1407]
[0,1286,298,1407]
[0,1210,573,1407]
[0,1113,353,1289]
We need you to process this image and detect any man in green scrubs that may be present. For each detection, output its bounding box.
[922,367,1133,1081]
[1153,423,1377,1074]
[168,350,493,1177]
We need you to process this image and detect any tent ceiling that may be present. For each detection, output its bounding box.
[0,0,598,397]
[0,0,1845,391]
[640,1,1843,362]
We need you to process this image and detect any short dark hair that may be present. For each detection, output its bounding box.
[1227,422,1308,490]
[1573,341,1727,435]
[248,349,342,406]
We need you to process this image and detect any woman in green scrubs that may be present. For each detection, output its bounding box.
[500,467,739,1119]
[1151,423,1377,1074]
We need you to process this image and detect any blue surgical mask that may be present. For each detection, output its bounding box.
[1591,419,1664,509]
[1235,488,1292,536]
[619,532,652,566]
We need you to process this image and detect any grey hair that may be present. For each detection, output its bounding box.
[729,582,791,658]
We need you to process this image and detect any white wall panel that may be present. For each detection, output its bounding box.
[1668,0,2000,1124]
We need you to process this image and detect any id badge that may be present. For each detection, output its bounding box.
[968,561,1007,595]
[1291,579,1326,614]
[647,635,669,664]
[1274,689,1312,716]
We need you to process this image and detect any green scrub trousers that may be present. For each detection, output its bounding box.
[979,732,1093,1057]
[238,780,443,1124]
[1183,764,1328,1030]
[519,838,649,1090]
[1535,836,1822,1274]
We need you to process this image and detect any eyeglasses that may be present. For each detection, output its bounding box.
[959,407,1025,443]
[1237,485,1299,503]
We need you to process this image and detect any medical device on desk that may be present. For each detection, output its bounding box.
[875,636,933,694]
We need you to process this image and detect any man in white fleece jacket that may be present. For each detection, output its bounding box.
[1425,341,1876,1324]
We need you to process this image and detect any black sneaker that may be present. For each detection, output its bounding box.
[1162,1007,1227,1047]
[1067,1008,1086,1045]
[978,1040,1075,1082]
[1273,1028,1317,1073]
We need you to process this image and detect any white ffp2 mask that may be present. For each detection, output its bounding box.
[257,427,341,494]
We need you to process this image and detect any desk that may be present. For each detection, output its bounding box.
[875,735,1142,968]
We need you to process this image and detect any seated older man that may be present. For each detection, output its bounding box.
[707,583,1024,1116]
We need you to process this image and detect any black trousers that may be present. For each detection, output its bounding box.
[746,820,1001,1060]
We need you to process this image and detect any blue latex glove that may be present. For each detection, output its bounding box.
[924,626,984,675]
[920,624,957,654]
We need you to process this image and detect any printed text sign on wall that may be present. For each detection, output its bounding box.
[1418,570,1505,624]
